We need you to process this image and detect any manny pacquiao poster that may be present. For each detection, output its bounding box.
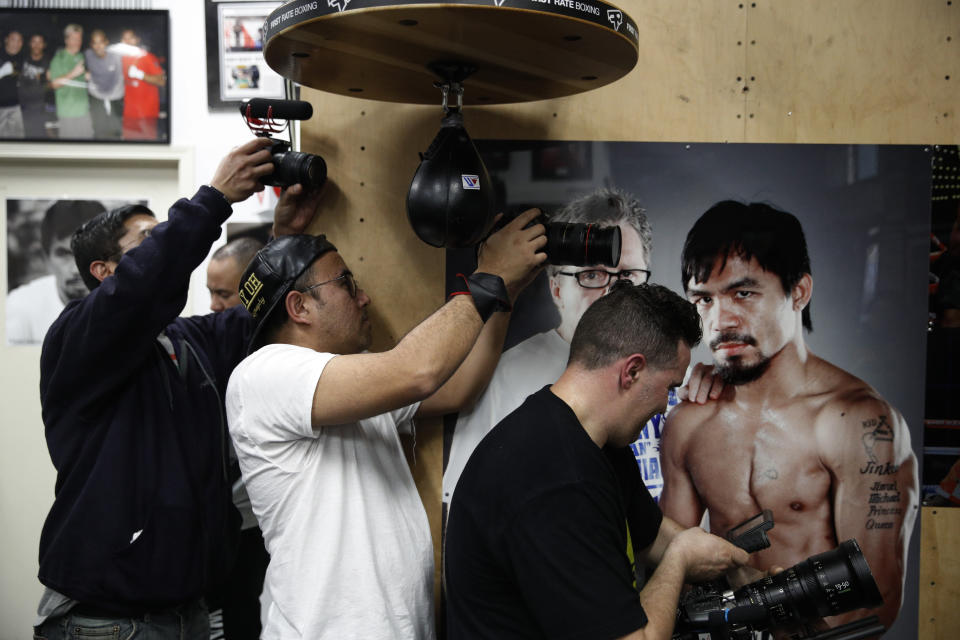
[443,141,930,639]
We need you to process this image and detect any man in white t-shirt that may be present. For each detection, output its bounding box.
[225,210,546,639]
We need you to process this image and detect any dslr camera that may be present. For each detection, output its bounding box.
[239,98,326,189]
[673,512,886,640]
[258,138,326,189]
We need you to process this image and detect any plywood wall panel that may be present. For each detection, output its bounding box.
[744,0,959,143]
[464,0,749,142]
[918,506,960,638]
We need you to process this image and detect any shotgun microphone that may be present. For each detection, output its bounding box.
[240,99,314,121]
[239,99,325,188]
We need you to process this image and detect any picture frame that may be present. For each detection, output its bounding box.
[205,0,286,110]
[0,8,170,143]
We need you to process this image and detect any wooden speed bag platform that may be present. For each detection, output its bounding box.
[262,0,639,105]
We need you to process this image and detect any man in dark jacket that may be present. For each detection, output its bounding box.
[33,136,321,639]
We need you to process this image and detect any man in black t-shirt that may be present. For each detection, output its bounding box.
[0,29,24,138]
[19,33,55,138]
[446,283,750,640]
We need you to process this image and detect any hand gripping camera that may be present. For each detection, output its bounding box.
[486,205,622,268]
[673,511,886,640]
[239,99,326,189]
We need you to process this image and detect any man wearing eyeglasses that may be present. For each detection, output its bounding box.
[443,187,665,506]
[224,211,546,639]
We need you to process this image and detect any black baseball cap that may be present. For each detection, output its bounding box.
[239,234,337,353]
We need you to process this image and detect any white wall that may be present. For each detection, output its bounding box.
[0,2,270,634]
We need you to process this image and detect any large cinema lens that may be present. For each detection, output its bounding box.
[267,149,327,189]
[733,539,883,626]
[543,222,621,267]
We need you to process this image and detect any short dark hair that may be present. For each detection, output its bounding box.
[681,200,813,331]
[212,236,265,270]
[72,204,155,291]
[41,200,106,254]
[568,282,702,370]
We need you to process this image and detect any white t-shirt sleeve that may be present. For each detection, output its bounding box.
[390,401,421,435]
[229,344,335,442]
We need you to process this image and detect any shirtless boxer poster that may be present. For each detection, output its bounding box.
[444,141,930,639]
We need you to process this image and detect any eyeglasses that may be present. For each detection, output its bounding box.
[107,227,153,262]
[298,272,359,298]
[117,227,152,253]
[557,268,652,289]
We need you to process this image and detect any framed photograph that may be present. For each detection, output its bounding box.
[205,0,286,110]
[0,9,169,143]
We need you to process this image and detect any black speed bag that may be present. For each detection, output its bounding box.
[406,122,495,249]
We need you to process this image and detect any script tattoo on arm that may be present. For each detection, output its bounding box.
[860,416,902,531]
[828,405,918,629]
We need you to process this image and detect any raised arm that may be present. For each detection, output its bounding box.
[271,182,324,237]
[821,394,919,630]
[415,309,512,418]
[311,210,546,426]
[41,139,274,407]
[129,53,165,87]
[417,209,547,417]
[659,405,707,528]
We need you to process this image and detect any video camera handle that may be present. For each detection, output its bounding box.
[725,509,775,553]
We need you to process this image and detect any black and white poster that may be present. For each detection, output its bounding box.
[6,197,147,345]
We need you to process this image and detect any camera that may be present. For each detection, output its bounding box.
[673,511,885,640]
[260,138,327,189]
[239,99,326,189]
[492,207,622,267]
[541,219,621,267]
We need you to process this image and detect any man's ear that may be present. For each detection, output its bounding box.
[792,273,813,311]
[620,353,647,389]
[89,260,113,283]
[284,290,312,325]
[548,272,562,309]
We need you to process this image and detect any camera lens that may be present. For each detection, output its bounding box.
[544,222,621,267]
[270,151,327,189]
[733,539,883,626]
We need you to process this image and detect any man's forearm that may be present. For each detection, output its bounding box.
[144,72,166,87]
[641,517,685,569]
[416,308,510,417]
[391,294,485,394]
[632,550,688,640]
[311,293,486,426]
